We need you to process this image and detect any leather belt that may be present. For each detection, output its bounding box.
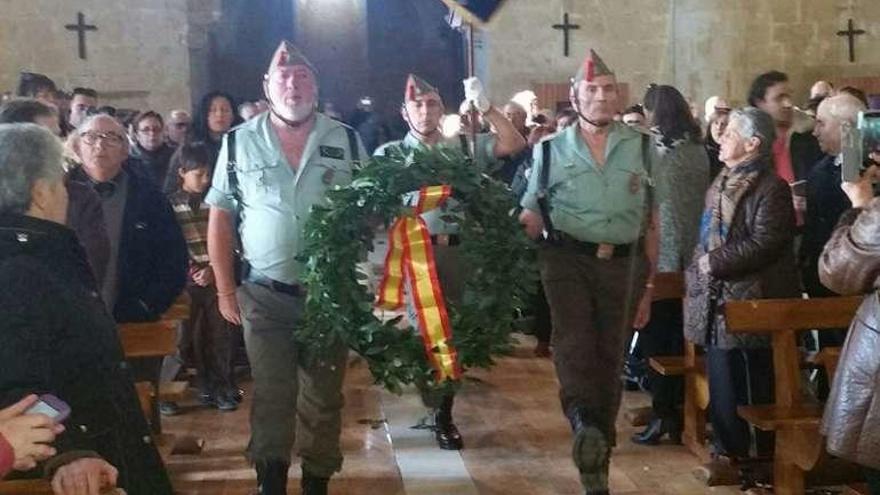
[246,274,304,297]
[430,234,461,246]
[558,233,640,259]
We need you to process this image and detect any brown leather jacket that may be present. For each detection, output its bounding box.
[684,164,801,349]
[819,202,880,470]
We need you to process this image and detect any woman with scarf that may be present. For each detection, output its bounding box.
[684,107,800,485]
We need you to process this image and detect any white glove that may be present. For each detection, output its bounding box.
[463,77,491,113]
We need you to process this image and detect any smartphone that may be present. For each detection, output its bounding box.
[842,111,880,183]
[859,110,880,166]
[790,180,807,197]
[25,394,71,423]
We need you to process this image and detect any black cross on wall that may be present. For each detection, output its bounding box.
[837,18,866,63]
[552,13,580,57]
[65,12,97,60]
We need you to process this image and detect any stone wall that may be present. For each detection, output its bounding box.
[0,0,195,114]
[479,0,880,113]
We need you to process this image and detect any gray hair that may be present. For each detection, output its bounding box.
[819,93,866,126]
[729,106,776,158]
[77,112,125,135]
[0,123,64,215]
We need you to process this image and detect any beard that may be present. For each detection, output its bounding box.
[275,100,315,124]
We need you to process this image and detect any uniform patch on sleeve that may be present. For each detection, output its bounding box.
[319,146,345,160]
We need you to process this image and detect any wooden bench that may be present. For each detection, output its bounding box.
[725,296,862,495]
[0,481,124,494]
[638,273,713,461]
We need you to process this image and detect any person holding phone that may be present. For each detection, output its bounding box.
[0,395,64,478]
[801,94,867,365]
[819,163,880,495]
[0,123,173,494]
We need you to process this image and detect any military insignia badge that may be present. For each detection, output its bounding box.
[321,167,336,185]
[629,173,641,194]
[319,146,345,160]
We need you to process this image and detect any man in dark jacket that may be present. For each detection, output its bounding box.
[69,114,187,322]
[801,94,866,298]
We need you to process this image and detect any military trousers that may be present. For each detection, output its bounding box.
[237,282,348,477]
[539,244,647,445]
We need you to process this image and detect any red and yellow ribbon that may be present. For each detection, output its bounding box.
[377,185,461,381]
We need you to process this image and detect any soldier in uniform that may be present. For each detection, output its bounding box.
[373,74,525,450]
[206,41,366,495]
[518,50,659,495]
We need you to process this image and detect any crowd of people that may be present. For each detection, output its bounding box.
[0,38,878,495]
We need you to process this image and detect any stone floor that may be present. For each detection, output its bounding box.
[162,337,757,495]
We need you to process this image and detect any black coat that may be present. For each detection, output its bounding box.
[131,143,176,189]
[65,180,109,286]
[790,130,825,182]
[68,164,188,322]
[0,214,173,494]
[800,155,851,296]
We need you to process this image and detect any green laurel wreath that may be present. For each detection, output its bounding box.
[298,146,536,393]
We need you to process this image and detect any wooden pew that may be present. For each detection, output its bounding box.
[642,273,713,462]
[725,296,862,495]
[0,481,124,494]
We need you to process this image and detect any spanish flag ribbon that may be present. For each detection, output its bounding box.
[377,185,461,381]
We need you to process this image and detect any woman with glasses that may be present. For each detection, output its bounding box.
[130,111,176,187]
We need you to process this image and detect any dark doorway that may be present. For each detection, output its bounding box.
[366,0,467,138]
[195,0,295,106]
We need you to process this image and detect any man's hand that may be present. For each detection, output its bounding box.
[218,292,241,325]
[463,77,491,113]
[518,209,545,240]
[51,458,118,495]
[0,395,63,471]
[842,164,880,209]
[632,289,653,329]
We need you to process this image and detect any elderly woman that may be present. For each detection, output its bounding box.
[684,108,800,479]
[0,123,173,494]
[818,165,880,494]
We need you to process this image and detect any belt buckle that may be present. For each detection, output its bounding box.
[436,234,450,247]
[596,243,614,260]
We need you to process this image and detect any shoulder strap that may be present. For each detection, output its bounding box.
[226,130,241,205]
[536,139,559,243]
[641,133,655,230]
[458,134,471,158]
[540,139,552,191]
[344,126,360,166]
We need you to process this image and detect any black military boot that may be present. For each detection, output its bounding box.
[434,394,463,450]
[301,470,329,495]
[255,460,289,495]
[568,407,610,494]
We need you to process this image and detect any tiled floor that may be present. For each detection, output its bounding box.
[163,337,746,494]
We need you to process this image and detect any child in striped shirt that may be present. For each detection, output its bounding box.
[168,142,239,412]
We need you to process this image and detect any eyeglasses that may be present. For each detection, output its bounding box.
[171,122,189,129]
[80,131,126,147]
